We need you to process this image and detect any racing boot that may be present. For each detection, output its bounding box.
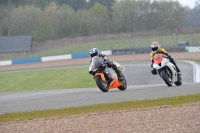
[111,63,123,81]
[174,63,180,73]
[171,60,180,73]
[173,63,181,77]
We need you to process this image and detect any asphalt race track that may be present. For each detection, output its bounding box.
[0,60,200,114]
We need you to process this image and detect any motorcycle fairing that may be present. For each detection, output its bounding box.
[154,56,163,64]
[95,71,122,89]
[109,76,122,89]
[91,56,125,90]
[95,72,105,81]
[153,56,178,83]
[165,62,178,82]
[153,56,164,69]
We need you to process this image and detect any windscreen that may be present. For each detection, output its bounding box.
[92,56,104,69]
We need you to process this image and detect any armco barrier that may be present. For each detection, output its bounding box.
[12,58,42,65]
[1,46,197,66]
[71,52,90,59]
[0,60,12,66]
[41,54,72,62]
[112,46,186,55]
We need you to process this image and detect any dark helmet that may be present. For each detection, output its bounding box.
[90,48,100,58]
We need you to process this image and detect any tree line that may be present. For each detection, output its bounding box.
[0,0,199,41]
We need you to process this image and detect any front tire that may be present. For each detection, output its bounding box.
[160,69,172,87]
[95,75,109,92]
[118,74,127,91]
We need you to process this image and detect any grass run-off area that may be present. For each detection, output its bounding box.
[0,93,199,122]
[0,67,95,92]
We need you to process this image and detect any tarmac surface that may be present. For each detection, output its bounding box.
[0,58,200,114]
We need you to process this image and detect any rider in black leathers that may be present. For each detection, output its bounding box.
[89,48,122,80]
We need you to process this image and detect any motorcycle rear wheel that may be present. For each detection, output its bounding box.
[160,70,172,87]
[118,74,127,91]
[95,75,109,92]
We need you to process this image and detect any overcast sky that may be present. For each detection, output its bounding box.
[116,0,197,9]
[177,0,196,8]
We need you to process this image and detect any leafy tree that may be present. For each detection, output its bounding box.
[87,0,116,17]
[0,0,13,6]
[112,0,186,32]
[32,2,77,40]
[0,0,188,41]
[89,2,111,34]
[8,5,41,36]
[74,10,93,36]
[112,0,137,32]
[187,0,200,25]
[192,0,200,10]
[55,5,76,38]
[0,5,8,36]
[56,0,87,11]
[32,2,56,41]
[152,1,186,30]
[87,0,115,10]
[0,0,53,9]
[134,0,152,31]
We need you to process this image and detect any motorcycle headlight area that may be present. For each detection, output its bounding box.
[97,65,106,71]
[153,64,161,69]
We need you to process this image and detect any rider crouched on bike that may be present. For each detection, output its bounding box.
[89,48,123,80]
[150,42,181,75]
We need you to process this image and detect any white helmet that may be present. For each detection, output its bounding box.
[151,42,159,53]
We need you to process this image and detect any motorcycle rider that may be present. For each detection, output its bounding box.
[150,42,181,75]
[89,48,123,80]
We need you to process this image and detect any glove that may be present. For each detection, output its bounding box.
[104,59,108,64]
[89,71,95,75]
[165,54,171,59]
[168,54,171,59]
[99,54,105,57]
[89,71,93,74]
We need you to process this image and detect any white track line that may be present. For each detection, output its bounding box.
[183,60,200,83]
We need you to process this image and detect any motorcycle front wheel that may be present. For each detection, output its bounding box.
[95,75,109,92]
[160,69,172,87]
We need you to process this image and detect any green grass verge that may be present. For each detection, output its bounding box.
[0,67,96,92]
[0,93,199,122]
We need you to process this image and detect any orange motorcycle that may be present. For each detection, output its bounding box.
[89,56,127,92]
